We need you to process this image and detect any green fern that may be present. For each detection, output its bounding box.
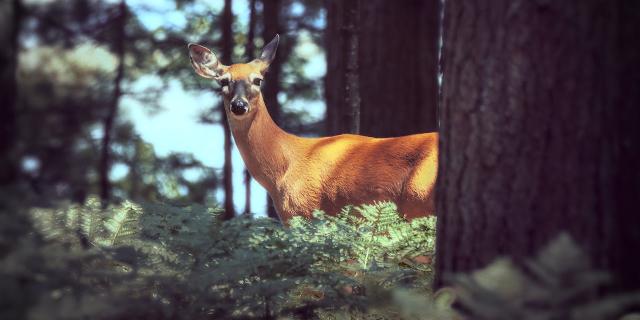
[18,198,439,319]
[79,196,104,243]
[101,201,142,246]
[11,198,640,320]
[451,234,640,320]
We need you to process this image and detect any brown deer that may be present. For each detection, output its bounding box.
[188,35,438,223]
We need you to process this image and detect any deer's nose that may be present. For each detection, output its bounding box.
[230,99,249,115]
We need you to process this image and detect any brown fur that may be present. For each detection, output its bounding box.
[220,63,438,223]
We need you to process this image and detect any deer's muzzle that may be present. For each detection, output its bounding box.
[230,98,249,115]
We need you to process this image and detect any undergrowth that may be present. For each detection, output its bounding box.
[2,197,638,319]
[2,198,439,319]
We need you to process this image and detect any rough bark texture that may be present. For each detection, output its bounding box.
[435,0,640,292]
[261,0,283,219]
[325,0,439,137]
[0,0,21,186]
[99,0,126,206]
[220,0,235,219]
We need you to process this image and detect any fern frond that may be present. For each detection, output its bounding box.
[102,201,143,246]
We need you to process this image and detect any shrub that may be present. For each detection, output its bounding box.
[2,198,437,319]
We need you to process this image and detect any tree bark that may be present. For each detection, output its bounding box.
[128,135,142,201]
[243,0,256,216]
[0,0,21,186]
[261,0,283,219]
[323,0,342,135]
[99,0,126,206]
[324,0,439,137]
[435,0,640,293]
[220,0,235,219]
[245,0,257,60]
[342,0,360,134]
[243,169,251,215]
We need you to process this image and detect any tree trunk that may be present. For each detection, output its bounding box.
[243,169,251,215]
[243,0,256,216]
[261,0,283,219]
[0,0,21,187]
[99,0,126,206]
[323,0,342,135]
[342,0,360,134]
[128,135,141,201]
[324,0,439,136]
[245,0,256,60]
[261,0,282,125]
[220,0,235,219]
[435,0,640,293]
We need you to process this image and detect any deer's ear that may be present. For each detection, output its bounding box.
[188,43,225,79]
[258,34,279,69]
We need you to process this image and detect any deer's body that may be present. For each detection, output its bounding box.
[231,94,438,221]
[189,36,438,222]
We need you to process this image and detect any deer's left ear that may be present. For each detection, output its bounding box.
[188,43,226,78]
[257,34,279,72]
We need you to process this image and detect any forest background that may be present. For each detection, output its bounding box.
[1,0,639,319]
[1,0,438,219]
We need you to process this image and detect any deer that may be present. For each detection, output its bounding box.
[188,35,438,223]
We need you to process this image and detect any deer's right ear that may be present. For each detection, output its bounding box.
[188,43,224,79]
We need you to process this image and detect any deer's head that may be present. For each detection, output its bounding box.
[188,35,279,119]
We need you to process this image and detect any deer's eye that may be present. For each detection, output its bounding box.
[219,78,230,87]
[252,78,263,86]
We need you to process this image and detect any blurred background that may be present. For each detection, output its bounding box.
[1,0,439,218]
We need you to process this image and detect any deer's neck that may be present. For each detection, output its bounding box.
[227,96,298,192]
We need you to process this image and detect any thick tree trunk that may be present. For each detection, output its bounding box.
[0,0,21,186]
[99,0,126,206]
[435,0,640,292]
[261,0,283,219]
[325,0,439,136]
[220,0,235,219]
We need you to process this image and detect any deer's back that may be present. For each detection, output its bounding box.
[274,132,438,222]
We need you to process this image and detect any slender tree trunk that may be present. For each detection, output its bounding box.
[261,0,282,125]
[99,0,126,206]
[220,0,235,219]
[435,0,640,293]
[128,135,141,201]
[261,0,283,219]
[0,0,21,187]
[324,0,439,136]
[243,170,251,215]
[324,0,346,135]
[243,0,257,216]
[245,0,256,60]
[342,0,360,134]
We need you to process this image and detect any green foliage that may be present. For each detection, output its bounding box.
[17,1,219,206]
[292,202,437,272]
[4,200,437,319]
[5,199,640,319]
[450,234,640,320]
[16,0,328,207]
